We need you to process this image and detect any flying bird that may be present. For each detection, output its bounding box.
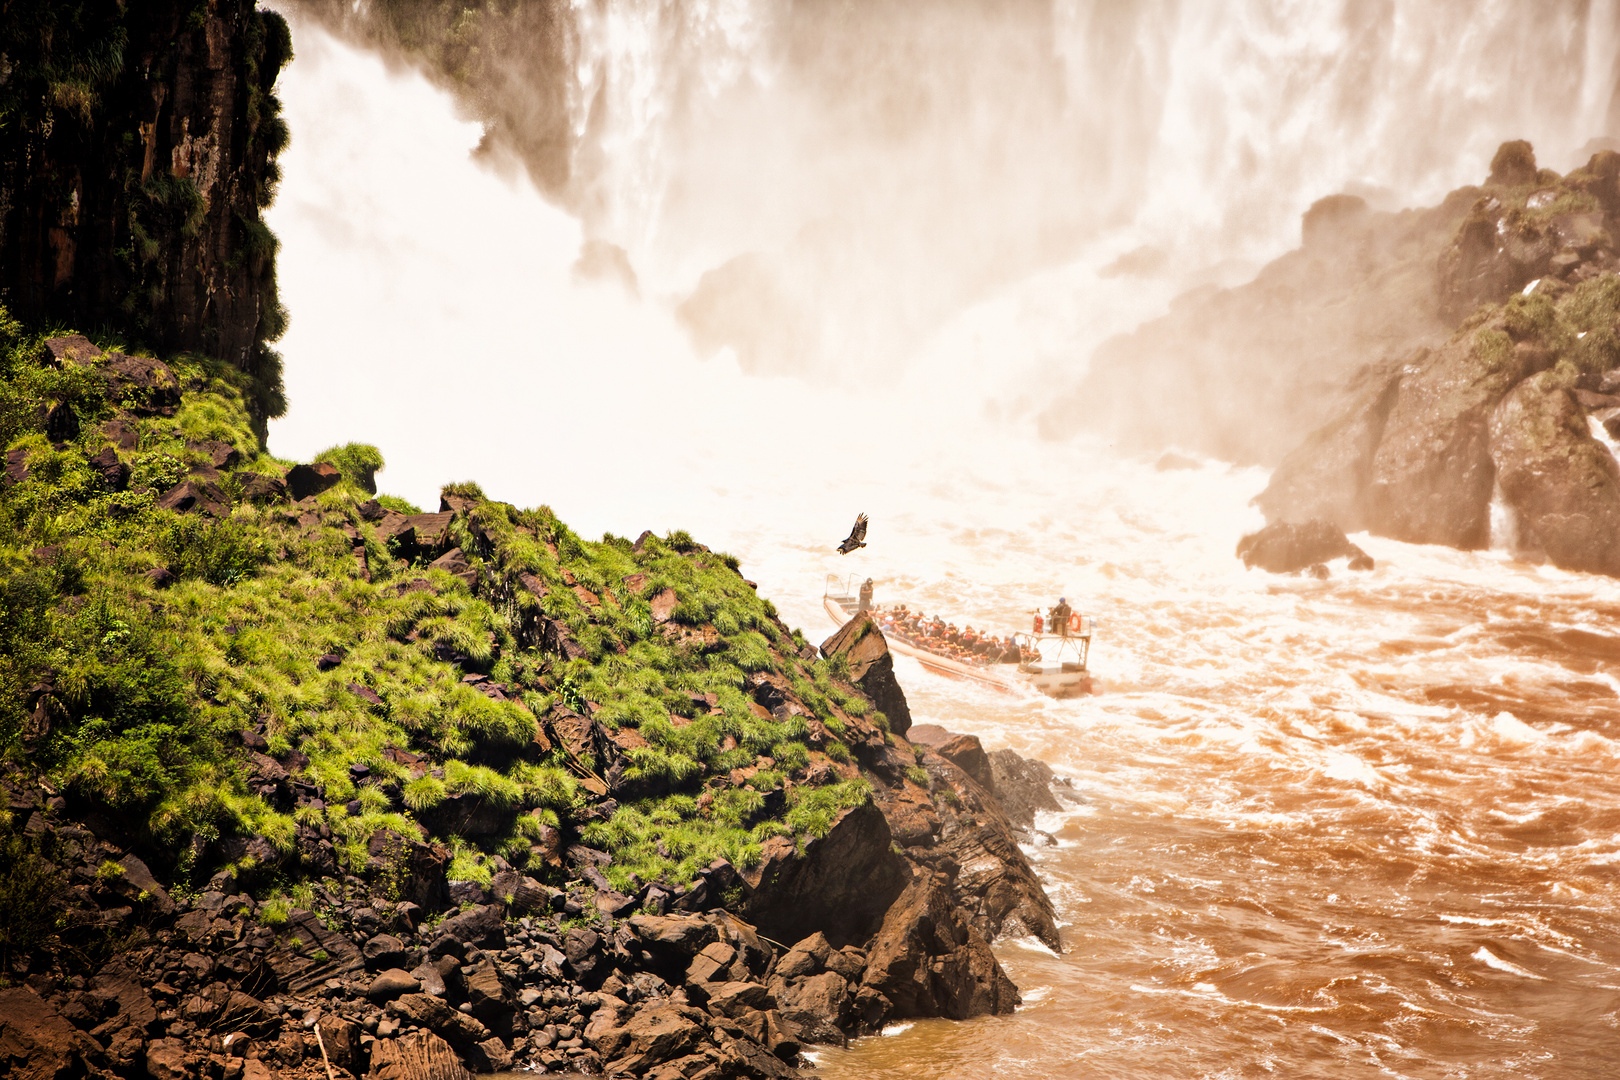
[837,513,869,554]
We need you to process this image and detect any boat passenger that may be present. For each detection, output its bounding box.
[1032,610,1044,634]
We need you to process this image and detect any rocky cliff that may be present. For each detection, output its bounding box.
[1045,142,1620,470]
[0,313,1069,1078]
[0,0,292,438]
[1256,146,1620,575]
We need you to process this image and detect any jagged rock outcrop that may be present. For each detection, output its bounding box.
[0,2,293,433]
[819,612,913,735]
[1489,372,1620,575]
[743,801,910,949]
[1258,246,1620,574]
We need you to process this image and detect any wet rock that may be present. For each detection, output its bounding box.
[1259,315,1549,550]
[1235,520,1372,575]
[367,1030,473,1080]
[986,749,1062,828]
[1489,373,1620,574]
[861,870,1019,1021]
[819,613,912,736]
[285,462,341,501]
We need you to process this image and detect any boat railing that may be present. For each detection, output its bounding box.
[1013,627,1091,672]
[824,572,869,603]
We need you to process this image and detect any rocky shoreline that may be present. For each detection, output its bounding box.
[1,690,1074,1080]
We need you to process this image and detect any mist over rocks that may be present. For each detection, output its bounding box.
[1045,181,1472,465]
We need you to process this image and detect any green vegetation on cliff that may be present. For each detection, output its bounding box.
[0,309,876,913]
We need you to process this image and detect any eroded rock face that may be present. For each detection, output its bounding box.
[819,613,913,735]
[860,869,1020,1020]
[743,801,910,949]
[1490,374,1620,574]
[0,2,293,432]
[1259,313,1556,552]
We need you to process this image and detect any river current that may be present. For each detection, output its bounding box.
[265,9,1620,1077]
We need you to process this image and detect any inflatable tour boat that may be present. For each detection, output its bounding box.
[822,576,1097,699]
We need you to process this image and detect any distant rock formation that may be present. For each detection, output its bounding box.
[1255,144,1620,576]
[1236,520,1373,576]
[1047,142,1620,471]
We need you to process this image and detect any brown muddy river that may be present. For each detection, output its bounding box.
[263,9,1620,1077]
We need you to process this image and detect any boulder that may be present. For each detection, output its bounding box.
[1489,374,1620,574]
[103,354,181,415]
[586,1004,704,1071]
[237,472,287,502]
[363,935,409,972]
[45,334,102,366]
[771,971,851,1043]
[315,1015,364,1076]
[87,446,130,491]
[0,988,102,1080]
[367,1030,472,1080]
[701,980,773,1020]
[743,801,910,949]
[986,749,1061,828]
[387,994,490,1051]
[906,726,992,790]
[428,548,476,587]
[773,933,831,981]
[188,439,241,470]
[437,904,506,950]
[1234,520,1372,575]
[285,462,341,501]
[155,479,230,517]
[405,513,455,555]
[819,614,912,735]
[860,870,1019,1021]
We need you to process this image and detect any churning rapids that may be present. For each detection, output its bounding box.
[264,5,1620,1077]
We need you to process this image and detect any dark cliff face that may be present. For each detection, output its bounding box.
[0,0,292,435]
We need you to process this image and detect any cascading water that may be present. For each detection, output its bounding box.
[266,3,1620,1076]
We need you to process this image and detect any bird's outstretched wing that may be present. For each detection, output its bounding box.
[837,513,869,554]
